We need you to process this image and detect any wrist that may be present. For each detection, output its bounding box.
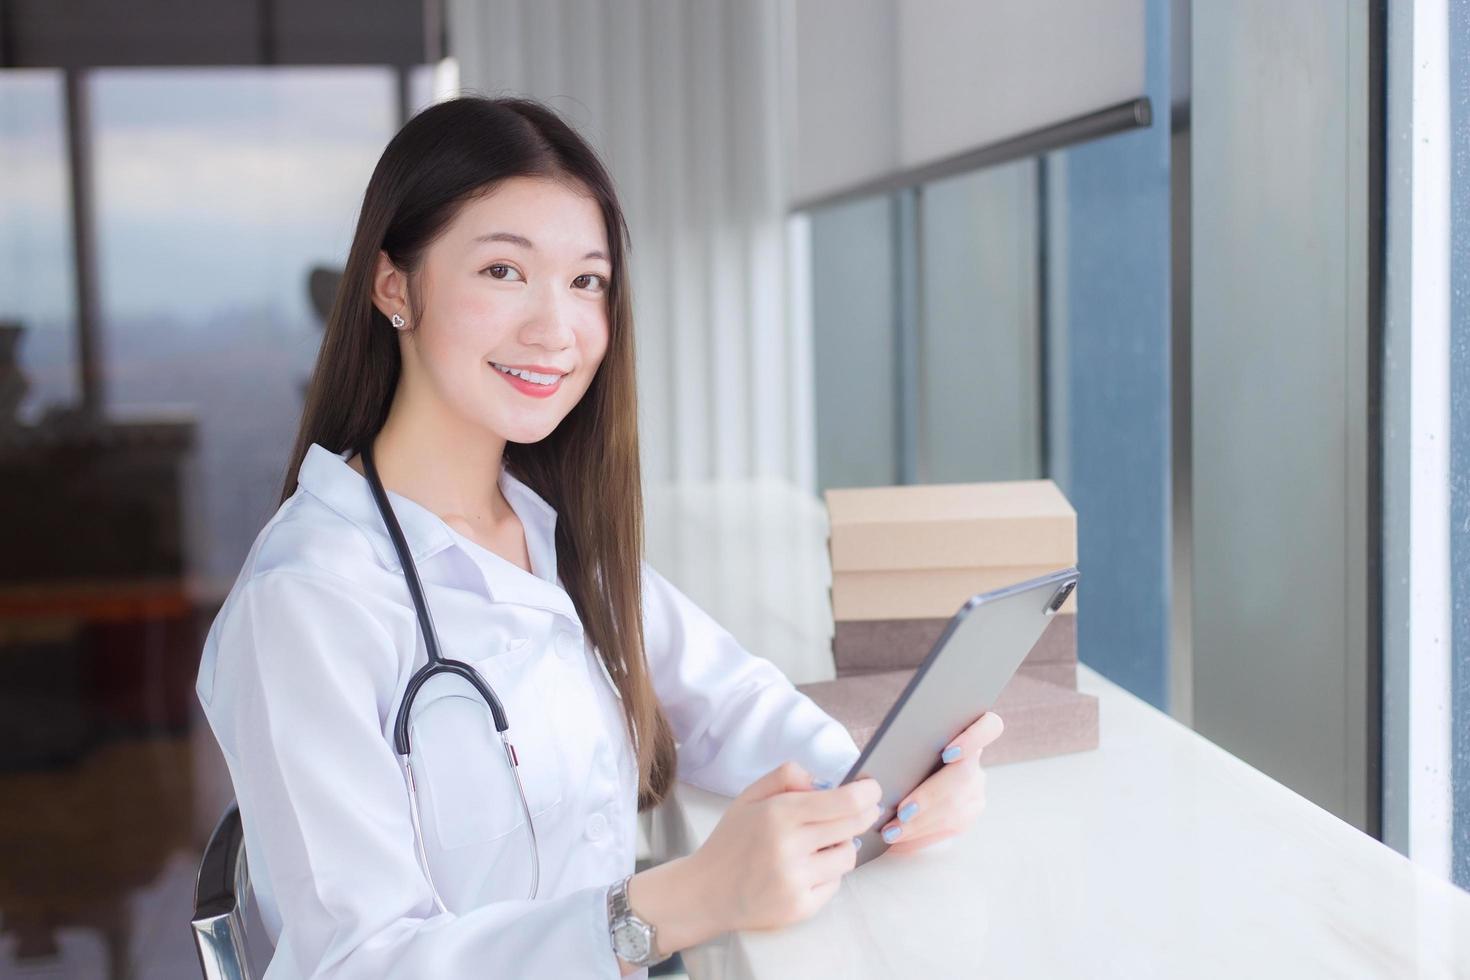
[625,854,721,956]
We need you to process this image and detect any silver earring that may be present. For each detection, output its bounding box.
[391,311,406,329]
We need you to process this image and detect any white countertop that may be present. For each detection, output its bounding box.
[640,478,1470,978]
[651,663,1470,978]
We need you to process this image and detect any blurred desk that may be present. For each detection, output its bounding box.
[652,664,1470,978]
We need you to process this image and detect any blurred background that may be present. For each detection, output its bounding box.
[1,0,1467,975]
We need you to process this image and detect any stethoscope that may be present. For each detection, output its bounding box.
[359,440,541,909]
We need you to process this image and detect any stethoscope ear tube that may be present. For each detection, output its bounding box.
[361,441,446,663]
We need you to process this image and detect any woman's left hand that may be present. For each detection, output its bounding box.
[876,711,1004,855]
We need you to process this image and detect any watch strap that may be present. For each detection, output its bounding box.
[607,873,663,967]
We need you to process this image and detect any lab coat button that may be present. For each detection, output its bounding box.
[555,629,580,659]
[585,811,608,841]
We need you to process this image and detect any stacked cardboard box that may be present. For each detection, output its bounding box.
[796,480,1099,767]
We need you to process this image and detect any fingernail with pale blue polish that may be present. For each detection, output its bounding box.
[882,825,902,844]
[852,836,863,850]
[942,745,963,763]
[897,802,918,823]
[811,777,833,790]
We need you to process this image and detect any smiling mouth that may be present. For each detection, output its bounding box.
[490,362,566,386]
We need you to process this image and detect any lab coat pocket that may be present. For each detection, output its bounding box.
[406,642,564,852]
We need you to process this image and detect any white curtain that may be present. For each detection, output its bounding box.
[446,0,813,490]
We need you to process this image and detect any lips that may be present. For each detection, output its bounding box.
[491,362,564,398]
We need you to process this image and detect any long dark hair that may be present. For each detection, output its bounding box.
[278,96,677,811]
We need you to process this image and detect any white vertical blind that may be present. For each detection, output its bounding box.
[447,0,807,487]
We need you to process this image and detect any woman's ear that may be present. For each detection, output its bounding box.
[371,250,411,325]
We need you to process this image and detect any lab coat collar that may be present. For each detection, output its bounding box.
[296,442,579,625]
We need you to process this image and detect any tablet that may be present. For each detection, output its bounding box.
[843,565,1079,866]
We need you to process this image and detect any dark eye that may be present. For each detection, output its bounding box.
[485,264,523,281]
[575,273,608,292]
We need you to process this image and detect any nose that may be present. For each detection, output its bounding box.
[520,280,578,352]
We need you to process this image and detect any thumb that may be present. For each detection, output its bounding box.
[738,760,815,802]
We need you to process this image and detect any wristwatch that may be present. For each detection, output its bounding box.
[607,873,663,968]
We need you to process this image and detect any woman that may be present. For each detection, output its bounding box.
[194,95,1002,977]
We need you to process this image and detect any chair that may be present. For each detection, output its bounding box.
[191,802,260,979]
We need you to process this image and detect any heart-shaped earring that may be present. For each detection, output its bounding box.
[390,312,406,329]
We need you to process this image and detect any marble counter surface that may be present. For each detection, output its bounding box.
[652,664,1470,978]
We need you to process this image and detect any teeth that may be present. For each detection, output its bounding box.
[492,363,562,385]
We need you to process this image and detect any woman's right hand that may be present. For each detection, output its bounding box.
[622,761,881,972]
[691,761,882,932]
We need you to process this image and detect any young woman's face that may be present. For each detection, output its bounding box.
[391,175,613,445]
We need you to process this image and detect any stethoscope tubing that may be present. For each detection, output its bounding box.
[358,440,541,905]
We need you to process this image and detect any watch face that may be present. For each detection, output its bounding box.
[613,920,650,960]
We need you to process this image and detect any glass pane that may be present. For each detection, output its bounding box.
[408,61,441,118]
[0,65,408,977]
[89,66,397,585]
[0,70,78,424]
[810,195,899,493]
[918,158,1043,483]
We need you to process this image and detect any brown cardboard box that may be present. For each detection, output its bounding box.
[834,612,1077,689]
[825,479,1077,572]
[818,479,1096,766]
[830,565,1078,621]
[796,669,1099,767]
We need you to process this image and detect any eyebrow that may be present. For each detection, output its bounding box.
[472,231,609,262]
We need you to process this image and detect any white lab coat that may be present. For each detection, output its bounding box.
[195,442,862,978]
